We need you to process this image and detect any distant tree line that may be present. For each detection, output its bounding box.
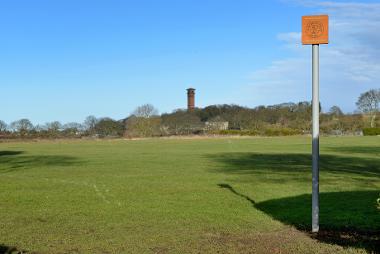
[0,116,125,139]
[1,89,379,139]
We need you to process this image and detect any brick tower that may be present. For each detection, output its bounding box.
[187,88,195,111]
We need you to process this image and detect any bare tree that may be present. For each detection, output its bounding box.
[45,121,62,132]
[63,122,83,137]
[356,89,380,127]
[132,104,158,118]
[0,120,7,133]
[124,105,160,137]
[44,121,62,137]
[84,115,98,134]
[328,106,344,117]
[10,119,34,136]
[63,122,83,131]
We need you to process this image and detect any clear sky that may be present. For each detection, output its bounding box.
[1,0,379,124]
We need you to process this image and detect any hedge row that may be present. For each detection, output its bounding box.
[214,130,259,136]
[363,128,380,136]
[210,128,302,136]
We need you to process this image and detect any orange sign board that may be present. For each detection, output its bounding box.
[302,15,329,45]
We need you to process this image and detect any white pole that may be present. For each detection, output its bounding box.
[312,44,320,233]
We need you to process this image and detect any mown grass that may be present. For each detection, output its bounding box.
[0,136,379,253]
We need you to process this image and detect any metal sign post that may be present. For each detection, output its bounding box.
[312,44,320,233]
[302,15,329,233]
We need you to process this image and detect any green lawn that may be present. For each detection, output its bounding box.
[0,136,379,253]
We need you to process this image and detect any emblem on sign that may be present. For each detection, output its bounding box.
[306,21,324,38]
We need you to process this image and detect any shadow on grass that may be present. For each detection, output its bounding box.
[211,152,380,251]
[209,152,380,179]
[0,151,24,157]
[326,146,380,156]
[218,184,380,252]
[0,150,81,173]
[0,244,30,254]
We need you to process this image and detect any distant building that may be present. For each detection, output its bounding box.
[204,121,229,131]
[187,88,195,111]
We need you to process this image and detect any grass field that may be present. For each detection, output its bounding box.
[0,136,379,254]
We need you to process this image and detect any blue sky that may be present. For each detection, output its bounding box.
[1,0,379,124]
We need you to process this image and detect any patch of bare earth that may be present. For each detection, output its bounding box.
[150,246,170,254]
[193,227,368,254]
